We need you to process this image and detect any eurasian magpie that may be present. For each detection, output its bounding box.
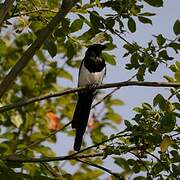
[72,44,107,151]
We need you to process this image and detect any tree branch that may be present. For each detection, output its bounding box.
[129,151,150,174]
[4,152,123,179]
[14,121,72,155]
[63,131,129,157]
[3,153,103,163]
[75,158,124,180]
[0,81,179,113]
[0,0,77,99]
[0,0,15,27]
[12,9,58,17]
[145,151,173,175]
[4,130,129,163]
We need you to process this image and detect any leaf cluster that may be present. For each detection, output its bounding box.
[0,0,179,179]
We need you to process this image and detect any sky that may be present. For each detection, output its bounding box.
[47,0,180,178]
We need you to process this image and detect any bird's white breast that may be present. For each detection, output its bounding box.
[78,62,105,87]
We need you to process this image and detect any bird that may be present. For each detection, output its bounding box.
[72,44,107,151]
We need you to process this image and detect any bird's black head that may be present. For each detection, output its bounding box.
[86,44,107,56]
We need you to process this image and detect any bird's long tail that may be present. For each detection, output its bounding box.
[72,92,94,151]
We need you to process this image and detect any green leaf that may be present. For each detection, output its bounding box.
[175,61,180,70]
[172,164,180,177]
[171,150,179,158]
[78,14,91,27]
[138,12,156,16]
[30,132,44,141]
[88,169,104,178]
[102,52,116,65]
[104,43,117,51]
[61,18,70,34]
[153,94,166,108]
[58,69,73,81]
[124,120,133,130]
[133,163,140,173]
[175,71,180,82]
[114,157,131,171]
[144,0,163,7]
[151,132,162,145]
[173,102,180,110]
[0,39,6,55]
[159,50,169,60]
[160,113,176,133]
[104,17,115,30]
[0,160,16,176]
[109,99,124,106]
[34,146,56,156]
[0,132,15,140]
[170,64,178,72]
[30,20,43,32]
[152,162,163,174]
[138,16,152,24]
[70,19,83,33]
[160,135,172,152]
[79,28,101,41]
[91,32,108,44]
[11,114,23,128]
[130,53,139,69]
[142,103,152,110]
[173,19,180,35]
[124,43,140,53]
[136,66,145,81]
[156,34,166,46]
[62,174,73,179]
[163,75,174,82]
[44,40,57,58]
[128,17,136,33]
[169,42,180,53]
[134,177,146,180]
[89,11,102,29]
[91,128,107,144]
[104,112,122,123]
[54,28,65,37]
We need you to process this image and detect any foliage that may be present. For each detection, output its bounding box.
[0,0,179,179]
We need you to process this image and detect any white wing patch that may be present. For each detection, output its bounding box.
[78,62,105,87]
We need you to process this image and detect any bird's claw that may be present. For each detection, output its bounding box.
[86,84,98,91]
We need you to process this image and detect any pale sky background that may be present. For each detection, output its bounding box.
[46,0,180,179]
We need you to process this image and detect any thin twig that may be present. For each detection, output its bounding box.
[129,151,150,174]
[112,29,145,54]
[0,81,179,113]
[75,158,124,180]
[12,9,58,17]
[14,121,72,155]
[146,151,174,175]
[4,132,128,162]
[66,131,129,157]
[40,161,58,177]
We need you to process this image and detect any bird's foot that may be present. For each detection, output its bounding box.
[86,84,98,91]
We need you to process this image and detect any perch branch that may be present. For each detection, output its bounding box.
[0,81,179,113]
[3,152,103,163]
[75,158,124,180]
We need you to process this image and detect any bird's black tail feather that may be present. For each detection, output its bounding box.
[72,92,94,151]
